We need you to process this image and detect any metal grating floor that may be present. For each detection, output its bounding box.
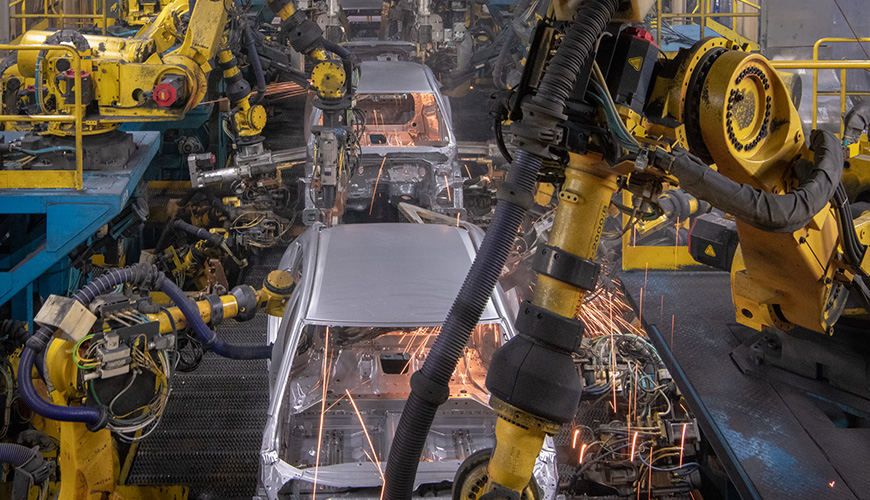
[126,247,286,499]
[622,271,870,500]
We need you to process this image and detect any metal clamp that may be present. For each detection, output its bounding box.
[513,302,584,353]
[532,244,600,292]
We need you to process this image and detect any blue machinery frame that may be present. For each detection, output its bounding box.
[0,131,161,325]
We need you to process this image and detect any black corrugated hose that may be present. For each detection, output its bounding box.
[18,263,271,429]
[669,130,842,234]
[382,1,620,498]
[245,26,268,106]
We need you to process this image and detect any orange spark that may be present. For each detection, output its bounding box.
[608,290,616,414]
[630,431,638,460]
[639,287,643,327]
[579,443,588,464]
[463,163,472,178]
[444,175,452,202]
[829,481,836,488]
[347,389,385,480]
[312,326,331,500]
[648,445,654,500]
[679,423,688,467]
[369,156,387,215]
[456,213,460,227]
[660,295,664,324]
[572,429,581,449]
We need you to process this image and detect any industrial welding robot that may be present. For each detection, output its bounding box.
[383,0,870,497]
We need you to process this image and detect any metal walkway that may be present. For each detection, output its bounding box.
[622,271,870,500]
[126,247,285,499]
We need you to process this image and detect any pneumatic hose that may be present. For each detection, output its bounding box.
[18,263,270,429]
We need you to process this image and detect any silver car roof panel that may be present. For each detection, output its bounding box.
[356,60,435,94]
[305,223,500,325]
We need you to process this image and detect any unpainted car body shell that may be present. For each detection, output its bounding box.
[257,223,557,499]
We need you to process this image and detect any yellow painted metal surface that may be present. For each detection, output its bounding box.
[147,294,240,333]
[9,0,108,38]
[698,50,842,334]
[769,38,870,132]
[531,153,618,319]
[654,0,760,48]
[0,43,84,189]
[488,418,547,492]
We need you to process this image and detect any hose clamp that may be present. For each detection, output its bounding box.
[496,182,534,210]
[532,244,600,292]
[513,302,584,353]
[206,295,224,326]
[410,371,450,406]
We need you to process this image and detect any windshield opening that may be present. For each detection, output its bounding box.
[354,92,448,147]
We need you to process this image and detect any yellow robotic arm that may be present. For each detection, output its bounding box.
[13,0,228,135]
[386,1,865,498]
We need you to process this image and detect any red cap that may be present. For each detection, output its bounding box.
[153,82,178,107]
[63,69,91,79]
[624,27,657,47]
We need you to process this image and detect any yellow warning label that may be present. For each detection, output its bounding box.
[704,244,716,257]
[628,57,643,71]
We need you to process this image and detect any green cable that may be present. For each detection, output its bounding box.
[88,380,103,406]
[74,334,96,370]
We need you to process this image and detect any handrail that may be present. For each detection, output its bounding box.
[655,0,760,48]
[0,44,83,190]
[769,37,870,133]
[9,0,107,38]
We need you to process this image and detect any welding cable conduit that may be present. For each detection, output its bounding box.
[18,264,271,429]
[383,0,620,497]
[160,278,272,359]
[0,443,51,484]
[844,103,870,144]
[18,264,161,429]
[669,130,843,234]
[245,26,267,106]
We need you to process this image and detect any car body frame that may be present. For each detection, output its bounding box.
[256,222,557,499]
[303,60,464,224]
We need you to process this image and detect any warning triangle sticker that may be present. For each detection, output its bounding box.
[704,244,717,257]
[628,57,642,71]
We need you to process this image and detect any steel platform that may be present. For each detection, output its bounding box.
[0,131,160,320]
[622,271,870,500]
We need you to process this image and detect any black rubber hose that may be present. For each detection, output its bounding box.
[321,38,350,59]
[669,130,843,233]
[19,264,158,428]
[245,26,267,106]
[384,1,618,497]
[532,0,619,112]
[844,103,870,144]
[494,117,513,163]
[158,219,224,250]
[383,150,542,500]
[0,443,50,488]
[160,279,272,359]
[833,183,867,272]
[0,443,37,468]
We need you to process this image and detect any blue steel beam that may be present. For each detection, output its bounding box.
[0,131,160,308]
